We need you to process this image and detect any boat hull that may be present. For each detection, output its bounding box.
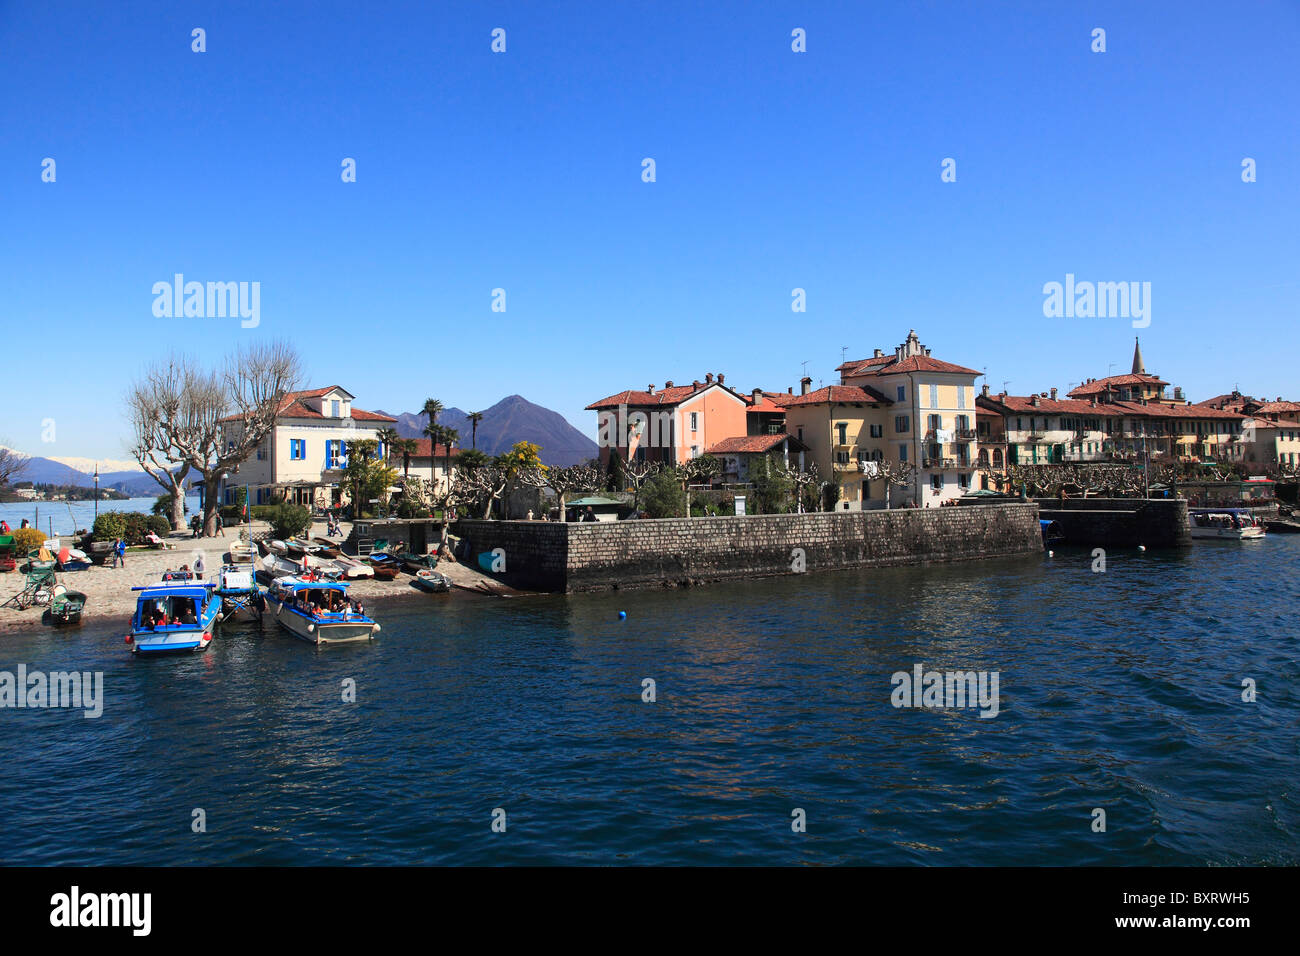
[1189,526,1265,540]
[263,586,379,645]
[131,627,213,654]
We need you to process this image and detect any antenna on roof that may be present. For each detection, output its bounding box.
[1001,381,1011,393]
[801,360,809,378]
[841,346,849,365]
[1108,363,1115,377]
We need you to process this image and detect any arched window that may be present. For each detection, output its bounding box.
[978,449,990,467]
[993,448,1004,468]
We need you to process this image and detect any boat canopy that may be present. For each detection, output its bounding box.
[1188,507,1256,515]
[277,578,350,592]
[132,584,214,601]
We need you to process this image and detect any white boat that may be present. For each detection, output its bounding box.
[262,576,380,645]
[332,554,374,579]
[414,568,452,593]
[1188,508,1266,540]
[229,537,255,563]
[260,552,307,580]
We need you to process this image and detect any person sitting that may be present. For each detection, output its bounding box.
[162,568,173,581]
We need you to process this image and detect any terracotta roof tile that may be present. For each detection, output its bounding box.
[784,384,893,407]
[706,434,807,454]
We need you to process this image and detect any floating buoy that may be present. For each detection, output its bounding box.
[1047,550,1054,558]
[1138,545,1146,552]
[618,611,627,620]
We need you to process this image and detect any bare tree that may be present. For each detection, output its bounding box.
[126,359,192,530]
[518,463,601,519]
[624,458,660,513]
[790,461,820,513]
[130,342,303,536]
[878,460,917,508]
[0,444,28,491]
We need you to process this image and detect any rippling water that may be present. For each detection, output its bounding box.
[2,536,1297,865]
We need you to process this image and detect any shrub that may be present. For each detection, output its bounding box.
[267,503,311,539]
[11,528,45,553]
[146,515,170,537]
[91,512,127,544]
[641,470,686,518]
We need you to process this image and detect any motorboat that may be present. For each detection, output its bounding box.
[262,577,380,645]
[1188,508,1266,540]
[127,580,222,655]
[365,552,402,580]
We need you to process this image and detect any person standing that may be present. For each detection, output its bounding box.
[215,512,224,537]
[194,553,205,580]
[114,537,126,568]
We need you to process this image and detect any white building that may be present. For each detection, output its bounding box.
[218,386,397,509]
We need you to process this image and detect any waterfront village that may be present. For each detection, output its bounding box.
[1,329,1297,639]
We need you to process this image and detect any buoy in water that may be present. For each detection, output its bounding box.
[1047,550,1054,557]
[1138,545,1146,551]
[618,611,627,620]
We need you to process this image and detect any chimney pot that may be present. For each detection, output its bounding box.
[705,373,713,384]
[693,380,701,390]
[717,373,725,385]
[647,384,655,395]
[981,384,990,397]
[800,376,812,396]
[1050,387,1058,401]
[752,388,763,405]
[665,380,673,388]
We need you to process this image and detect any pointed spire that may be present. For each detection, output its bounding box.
[1131,336,1145,375]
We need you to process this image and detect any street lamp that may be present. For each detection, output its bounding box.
[93,464,99,523]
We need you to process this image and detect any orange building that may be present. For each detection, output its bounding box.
[586,373,752,466]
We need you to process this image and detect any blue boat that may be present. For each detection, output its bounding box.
[214,565,263,622]
[128,580,222,655]
[262,576,381,645]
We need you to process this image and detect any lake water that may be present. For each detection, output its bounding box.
[1,536,1297,865]
[0,495,204,537]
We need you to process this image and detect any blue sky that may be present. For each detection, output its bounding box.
[2,0,1297,462]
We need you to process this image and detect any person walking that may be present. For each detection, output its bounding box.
[194,553,205,580]
[215,512,224,537]
[114,537,126,569]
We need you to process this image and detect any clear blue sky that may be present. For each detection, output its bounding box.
[2,0,1297,461]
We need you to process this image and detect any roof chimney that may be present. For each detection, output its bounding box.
[717,373,725,385]
[665,380,674,388]
[800,376,812,396]
[787,386,793,394]
[1091,397,1097,407]
[692,379,701,390]
[705,373,713,384]
[752,388,763,405]
[1031,394,1041,407]
[981,384,990,397]
[1050,387,1058,401]
[647,384,655,396]
[873,348,883,358]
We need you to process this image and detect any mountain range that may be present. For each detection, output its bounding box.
[376,395,598,467]
[0,447,161,496]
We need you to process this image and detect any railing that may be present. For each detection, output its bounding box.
[953,429,977,441]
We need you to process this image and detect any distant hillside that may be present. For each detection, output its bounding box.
[1,448,166,496]
[377,395,598,467]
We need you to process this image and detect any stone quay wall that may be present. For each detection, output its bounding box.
[1033,498,1190,548]
[455,502,1042,592]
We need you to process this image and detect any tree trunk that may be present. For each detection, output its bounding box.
[169,487,187,531]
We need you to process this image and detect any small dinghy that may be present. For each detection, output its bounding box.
[414,568,452,593]
[49,584,87,626]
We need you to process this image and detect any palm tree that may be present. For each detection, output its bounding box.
[441,428,460,502]
[394,438,417,478]
[375,427,400,464]
[422,397,444,433]
[423,421,445,496]
[467,411,484,450]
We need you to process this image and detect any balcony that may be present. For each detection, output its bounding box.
[1026,432,1046,442]
[923,457,969,470]
[953,428,977,441]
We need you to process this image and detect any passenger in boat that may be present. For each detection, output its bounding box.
[177,600,198,625]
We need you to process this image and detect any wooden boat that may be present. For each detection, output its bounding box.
[49,584,86,626]
[312,537,342,558]
[214,565,262,622]
[395,550,439,574]
[229,536,256,563]
[284,538,322,559]
[365,553,402,580]
[414,568,452,593]
[262,577,380,645]
[127,580,222,655]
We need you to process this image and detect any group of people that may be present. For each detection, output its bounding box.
[292,589,364,618]
[0,519,27,533]
[160,557,204,581]
[143,597,199,629]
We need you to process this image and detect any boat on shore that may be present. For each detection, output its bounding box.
[1188,508,1266,540]
[49,584,86,626]
[365,553,402,580]
[229,536,256,563]
[332,554,374,579]
[414,568,452,593]
[260,551,307,582]
[262,577,380,645]
[127,580,222,655]
[214,565,263,622]
[395,550,439,574]
[311,537,342,558]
